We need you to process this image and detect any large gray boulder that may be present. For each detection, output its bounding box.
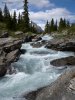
[0,66,7,77]
[0,32,9,38]
[0,49,20,77]
[24,68,75,100]
[15,31,23,35]
[46,38,75,52]
[0,37,22,77]
[50,56,75,67]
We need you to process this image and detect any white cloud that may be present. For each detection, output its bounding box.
[10,7,75,30]
[5,0,54,8]
[29,0,54,8]
[29,8,75,29]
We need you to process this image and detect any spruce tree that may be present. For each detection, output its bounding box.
[6,14,12,30]
[45,20,49,33]
[59,18,64,31]
[50,18,55,32]
[18,13,21,25]
[0,8,3,22]
[54,20,58,31]
[12,11,17,31]
[17,12,24,30]
[23,0,30,32]
[3,4,10,23]
[66,21,70,28]
[59,18,67,31]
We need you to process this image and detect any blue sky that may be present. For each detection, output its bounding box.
[0,0,75,29]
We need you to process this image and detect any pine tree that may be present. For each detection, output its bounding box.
[59,18,63,31]
[45,20,49,33]
[18,12,21,25]
[66,20,70,28]
[12,11,17,31]
[23,0,30,32]
[6,14,12,30]
[59,18,67,31]
[54,20,58,31]
[17,13,24,30]
[50,18,55,32]
[3,4,10,23]
[0,8,3,22]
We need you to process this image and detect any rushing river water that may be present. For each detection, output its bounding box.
[0,35,74,100]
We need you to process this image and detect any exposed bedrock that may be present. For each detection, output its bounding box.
[24,68,75,100]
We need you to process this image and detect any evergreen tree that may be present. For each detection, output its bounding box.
[12,11,17,30]
[0,8,3,22]
[6,14,12,30]
[18,12,21,25]
[44,20,49,33]
[66,20,70,28]
[23,0,30,32]
[30,21,37,33]
[3,4,10,23]
[63,19,66,28]
[54,20,58,31]
[17,12,23,30]
[58,18,67,31]
[50,18,55,32]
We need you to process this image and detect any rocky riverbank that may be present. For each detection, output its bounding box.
[23,34,75,100]
[0,31,43,77]
[46,38,75,52]
[24,67,75,100]
[0,37,23,77]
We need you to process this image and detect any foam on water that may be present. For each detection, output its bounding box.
[0,35,74,100]
[42,34,53,41]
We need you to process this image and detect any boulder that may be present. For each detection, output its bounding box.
[0,37,23,77]
[15,31,23,35]
[59,41,75,51]
[25,35,32,42]
[24,68,75,100]
[0,66,7,77]
[50,56,75,67]
[0,32,9,38]
[2,39,22,53]
[0,56,7,77]
[68,78,75,94]
[6,49,20,64]
[31,40,47,48]
[45,38,65,50]
[46,38,75,52]
[31,42,43,48]
[20,49,26,54]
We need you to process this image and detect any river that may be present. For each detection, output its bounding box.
[0,35,74,100]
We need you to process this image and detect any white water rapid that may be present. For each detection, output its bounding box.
[0,35,74,100]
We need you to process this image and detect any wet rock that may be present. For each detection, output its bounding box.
[46,38,75,52]
[0,32,9,38]
[68,78,75,94]
[31,40,47,48]
[25,35,32,42]
[15,31,23,35]
[31,42,43,48]
[0,49,20,77]
[6,49,20,63]
[0,55,7,77]
[0,66,7,77]
[59,41,75,51]
[50,56,75,67]
[45,38,64,50]
[20,49,26,54]
[24,68,75,100]
[3,40,22,53]
[0,37,22,77]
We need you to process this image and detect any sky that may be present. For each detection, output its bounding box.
[0,0,75,29]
